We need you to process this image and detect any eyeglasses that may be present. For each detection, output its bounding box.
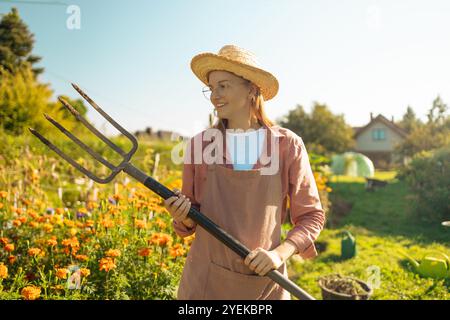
[202,80,249,100]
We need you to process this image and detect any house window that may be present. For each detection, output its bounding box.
[372,128,386,141]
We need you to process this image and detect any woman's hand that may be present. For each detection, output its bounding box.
[163,188,194,227]
[243,247,284,276]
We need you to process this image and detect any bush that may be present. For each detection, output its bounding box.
[397,146,450,221]
[0,66,52,135]
[308,153,332,217]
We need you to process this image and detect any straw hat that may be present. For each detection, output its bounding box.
[190,44,279,101]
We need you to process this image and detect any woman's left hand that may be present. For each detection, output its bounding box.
[244,247,284,276]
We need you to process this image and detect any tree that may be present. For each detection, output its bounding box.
[0,7,43,76]
[0,8,92,137]
[278,102,355,155]
[0,65,90,136]
[0,65,52,135]
[427,95,448,126]
[395,96,450,158]
[397,105,423,134]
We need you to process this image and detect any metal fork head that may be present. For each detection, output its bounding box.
[29,83,138,184]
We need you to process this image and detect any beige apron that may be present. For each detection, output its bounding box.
[177,162,291,300]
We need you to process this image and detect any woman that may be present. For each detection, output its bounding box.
[164,45,325,300]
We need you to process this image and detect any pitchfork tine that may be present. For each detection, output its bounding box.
[70,83,138,156]
[43,113,116,170]
[28,128,107,183]
[58,97,127,157]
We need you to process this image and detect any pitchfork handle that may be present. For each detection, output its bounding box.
[123,163,315,300]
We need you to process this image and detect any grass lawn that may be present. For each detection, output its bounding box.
[286,171,449,300]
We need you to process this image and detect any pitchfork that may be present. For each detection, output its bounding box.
[29,83,315,300]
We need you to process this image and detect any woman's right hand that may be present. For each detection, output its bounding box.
[164,188,194,226]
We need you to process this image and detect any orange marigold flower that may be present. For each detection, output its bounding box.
[0,237,9,246]
[77,207,87,214]
[84,220,95,228]
[43,223,54,233]
[29,221,39,228]
[155,218,167,229]
[135,200,145,210]
[107,205,120,215]
[13,219,22,227]
[80,268,90,277]
[0,263,8,279]
[116,218,127,226]
[100,218,114,229]
[134,219,146,229]
[56,208,65,215]
[0,191,8,198]
[75,254,88,262]
[169,243,186,258]
[71,247,80,255]
[61,237,80,255]
[28,248,43,257]
[138,248,152,257]
[87,201,99,210]
[113,194,123,201]
[62,237,79,248]
[27,209,38,219]
[134,191,145,199]
[148,196,160,205]
[47,238,58,247]
[8,255,16,264]
[48,215,58,224]
[70,227,78,236]
[106,249,121,258]
[55,268,69,279]
[150,232,173,247]
[0,203,3,209]
[27,210,37,219]
[5,244,15,252]
[162,235,173,246]
[99,257,116,272]
[64,220,75,228]
[50,284,64,292]
[21,286,41,300]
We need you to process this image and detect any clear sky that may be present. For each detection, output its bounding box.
[1,0,449,137]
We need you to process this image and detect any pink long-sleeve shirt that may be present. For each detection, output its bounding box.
[172,124,325,259]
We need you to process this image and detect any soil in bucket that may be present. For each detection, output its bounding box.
[318,274,372,300]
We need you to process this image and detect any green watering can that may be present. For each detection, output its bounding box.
[341,231,356,259]
[401,251,450,280]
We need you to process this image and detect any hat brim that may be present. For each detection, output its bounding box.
[190,53,279,101]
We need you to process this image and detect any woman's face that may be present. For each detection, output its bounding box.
[207,70,255,120]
